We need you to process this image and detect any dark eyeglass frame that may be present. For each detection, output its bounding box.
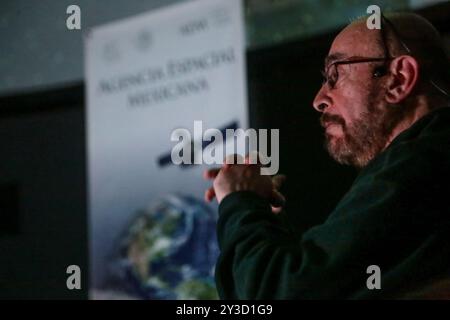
[321,56,391,89]
[321,14,395,90]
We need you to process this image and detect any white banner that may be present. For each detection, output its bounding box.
[85,0,247,299]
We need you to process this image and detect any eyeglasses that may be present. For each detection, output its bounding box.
[321,14,396,90]
[321,56,391,89]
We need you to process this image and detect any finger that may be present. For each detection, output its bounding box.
[224,153,245,166]
[222,154,234,170]
[245,151,262,166]
[272,174,287,189]
[271,206,283,215]
[204,187,216,202]
[203,168,221,180]
[270,189,286,208]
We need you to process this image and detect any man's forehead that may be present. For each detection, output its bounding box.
[325,22,381,66]
[324,52,348,67]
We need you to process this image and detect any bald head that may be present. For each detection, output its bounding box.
[344,13,450,98]
[328,19,385,64]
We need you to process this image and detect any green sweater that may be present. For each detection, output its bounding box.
[215,107,450,299]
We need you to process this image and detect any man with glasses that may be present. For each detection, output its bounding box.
[204,12,450,299]
[314,13,449,169]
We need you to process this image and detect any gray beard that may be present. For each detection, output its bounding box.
[324,103,406,168]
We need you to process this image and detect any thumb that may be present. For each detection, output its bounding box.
[271,206,283,215]
[270,189,286,208]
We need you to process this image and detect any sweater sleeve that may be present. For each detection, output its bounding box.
[214,140,450,299]
[215,190,302,299]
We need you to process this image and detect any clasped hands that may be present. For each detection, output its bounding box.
[203,153,286,214]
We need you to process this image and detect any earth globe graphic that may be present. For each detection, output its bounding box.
[111,193,220,299]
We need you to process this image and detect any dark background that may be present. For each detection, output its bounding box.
[0,2,449,299]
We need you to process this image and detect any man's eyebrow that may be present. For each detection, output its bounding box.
[324,53,347,67]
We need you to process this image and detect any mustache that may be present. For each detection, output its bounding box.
[320,113,345,128]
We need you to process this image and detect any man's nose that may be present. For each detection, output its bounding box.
[312,85,330,113]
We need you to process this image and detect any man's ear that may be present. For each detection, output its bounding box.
[385,55,420,104]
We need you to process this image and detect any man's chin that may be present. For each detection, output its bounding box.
[325,136,357,167]
[325,131,344,147]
